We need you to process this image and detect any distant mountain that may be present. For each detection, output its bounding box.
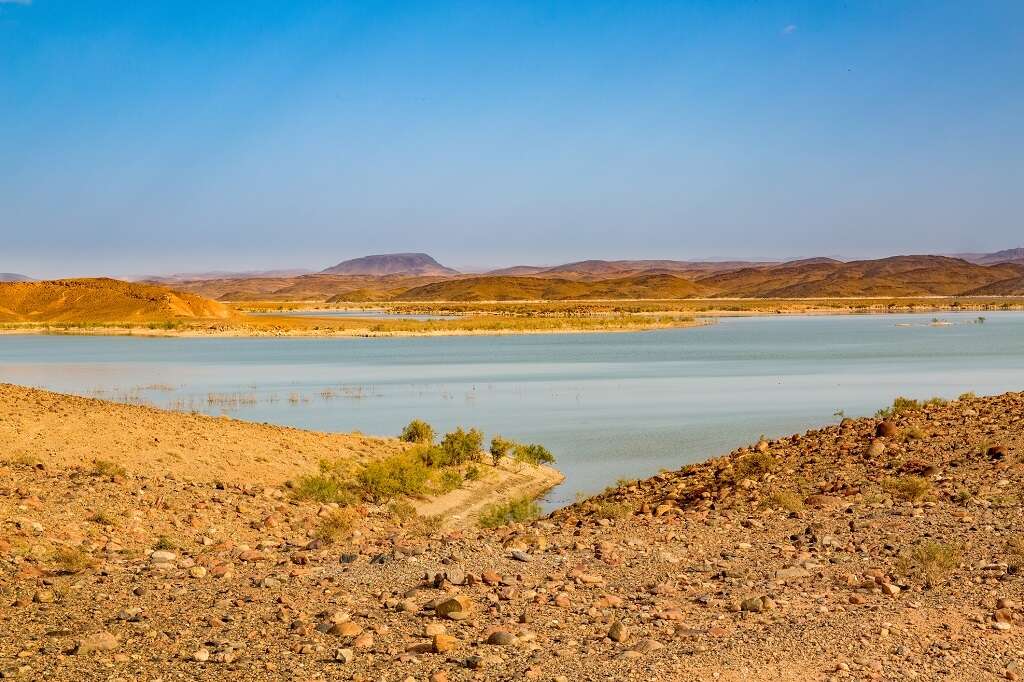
[0,273,33,282]
[952,248,1024,266]
[485,259,774,281]
[394,273,710,301]
[144,269,312,283]
[321,253,459,277]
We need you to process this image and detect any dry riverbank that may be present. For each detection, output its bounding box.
[1,386,1023,680]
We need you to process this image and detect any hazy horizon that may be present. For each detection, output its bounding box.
[3,1,1022,278]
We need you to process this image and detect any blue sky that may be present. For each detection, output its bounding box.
[2,1,1022,277]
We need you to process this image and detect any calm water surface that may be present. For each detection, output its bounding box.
[2,312,1022,508]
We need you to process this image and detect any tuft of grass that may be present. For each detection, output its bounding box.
[876,395,948,418]
[951,489,973,505]
[400,419,435,445]
[901,425,926,441]
[315,508,357,543]
[898,541,959,587]
[464,464,482,481]
[94,460,127,478]
[433,468,463,494]
[51,546,96,574]
[589,500,635,519]
[88,509,116,526]
[768,490,804,512]
[154,535,177,551]
[958,392,977,401]
[883,476,932,502]
[478,497,541,528]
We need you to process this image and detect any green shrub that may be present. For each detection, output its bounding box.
[315,508,357,543]
[899,541,959,587]
[292,473,356,505]
[512,443,555,466]
[357,453,431,501]
[400,419,435,444]
[489,436,515,465]
[478,497,541,528]
[438,427,484,465]
[464,464,482,481]
[387,500,418,522]
[768,490,804,512]
[730,452,776,481]
[434,468,463,494]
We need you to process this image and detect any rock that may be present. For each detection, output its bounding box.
[424,623,446,637]
[988,445,1009,460]
[881,583,900,596]
[608,620,630,643]
[332,621,362,637]
[189,566,207,578]
[774,566,810,581]
[741,597,764,613]
[481,570,501,585]
[433,633,459,653]
[118,607,143,622]
[866,440,886,458]
[32,590,54,604]
[334,647,354,663]
[876,421,898,438]
[435,595,474,619]
[511,550,531,562]
[487,631,517,646]
[73,631,119,655]
[150,550,176,563]
[192,648,210,662]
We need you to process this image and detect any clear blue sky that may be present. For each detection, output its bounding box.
[2,1,1022,277]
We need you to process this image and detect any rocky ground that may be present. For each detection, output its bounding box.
[1,389,1023,680]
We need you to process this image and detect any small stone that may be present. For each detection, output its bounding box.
[73,631,119,655]
[32,590,54,604]
[334,647,354,663]
[487,631,517,646]
[608,620,629,643]
[192,648,210,662]
[511,550,531,562]
[433,633,458,653]
[435,595,474,619]
[150,550,176,563]
[189,566,207,578]
[741,597,764,613]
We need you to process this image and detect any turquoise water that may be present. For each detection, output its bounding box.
[2,311,1022,508]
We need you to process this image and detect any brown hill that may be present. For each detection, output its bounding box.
[0,278,232,324]
[697,256,1024,297]
[395,273,709,301]
[168,273,458,302]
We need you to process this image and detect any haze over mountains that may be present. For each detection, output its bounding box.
[135,249,1024,301]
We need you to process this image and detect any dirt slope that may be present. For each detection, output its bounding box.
[0,279,231,323]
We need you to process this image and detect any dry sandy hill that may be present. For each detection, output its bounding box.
[0,278,232,324]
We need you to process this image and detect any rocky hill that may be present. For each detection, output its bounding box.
[0,273,32,282]
[322,253,460,277]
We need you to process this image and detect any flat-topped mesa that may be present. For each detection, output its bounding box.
[321,253,460,277]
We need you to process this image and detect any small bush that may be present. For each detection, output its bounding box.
[400,419,435,444]
[438,427,484,466]
[958,392,977,401]
[590,500,635,519]
[387,500,418,522]
[768,490,804,512]
[901,425,926,441]
[464,464,482,481]
[478,497,541,528]
[357,453,431,501]
[94,460,127,478]
[730,452,776,481]
[52,546,96,574]
[292,473,356,505]
[512,443,555,466]
[434,468,463,494]
[883,476,932,502]
[899,541,959,587]
[489,436,515,465]
[315,508,357,543]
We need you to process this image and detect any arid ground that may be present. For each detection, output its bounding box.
[1,384,1022,680]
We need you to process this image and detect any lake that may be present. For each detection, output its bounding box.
[2,311,1022,508]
